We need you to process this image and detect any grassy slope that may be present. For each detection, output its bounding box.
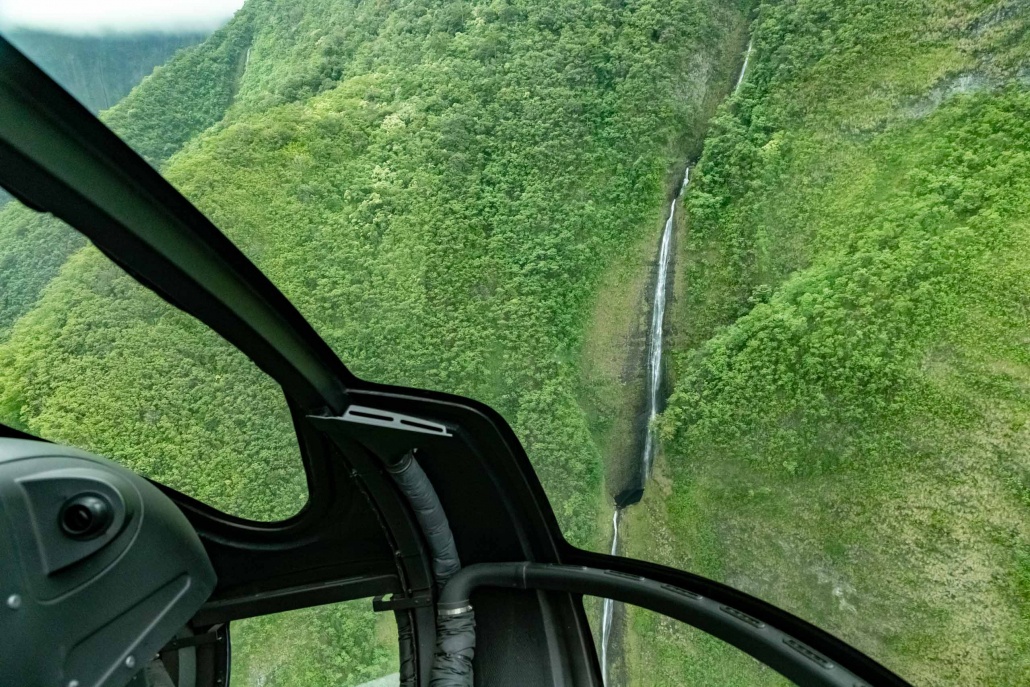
[631,1,1030,685]
[0,0,743,683]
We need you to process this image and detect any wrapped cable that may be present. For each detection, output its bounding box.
[386,449,470,686]
[387,450,461,587]
[429,609,476,687]
[395,611,417,687]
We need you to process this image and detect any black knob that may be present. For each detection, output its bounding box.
[59,494,113,540]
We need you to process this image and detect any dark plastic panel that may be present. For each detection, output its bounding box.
[0,439,216,687]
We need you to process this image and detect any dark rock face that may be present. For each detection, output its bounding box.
[615,487,644,508]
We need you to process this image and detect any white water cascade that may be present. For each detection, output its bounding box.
[599,167,689,685]
[600,509,620,686]
[734,38,753,93]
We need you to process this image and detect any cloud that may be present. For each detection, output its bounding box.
[0,0,245,34]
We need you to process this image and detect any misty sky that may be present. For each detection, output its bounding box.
[0,0,245,34]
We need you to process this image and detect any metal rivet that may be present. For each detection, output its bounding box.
[124,655,136,669]
[5,594,21,609]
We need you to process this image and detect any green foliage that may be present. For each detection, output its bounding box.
[0,246,305,521]
[101,17,254,165]
[12,1,1023,683]
[652,1,1030,684]
[0,203,85,337]
[624,598,791,686]
[231,600,398,686]
[97,0,736,546]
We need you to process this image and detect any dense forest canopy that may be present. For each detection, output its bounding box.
[0,0,1028,685]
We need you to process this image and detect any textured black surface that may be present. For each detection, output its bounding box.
[0,439,216,687]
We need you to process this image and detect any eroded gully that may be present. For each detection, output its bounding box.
[599,168,687,686]
[598,36,752,684]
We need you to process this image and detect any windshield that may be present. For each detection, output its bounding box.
[1,1,1028,686]
[0,195,306,521]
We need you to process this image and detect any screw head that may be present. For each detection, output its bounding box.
[5,594,21,609]
[68,681,80,687]
[124,655,136,669]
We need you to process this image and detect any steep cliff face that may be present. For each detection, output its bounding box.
[640,1,1030,684]
[4,30,208,112]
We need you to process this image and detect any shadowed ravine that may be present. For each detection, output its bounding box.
[600,167,688,686]
[599,34,754,683]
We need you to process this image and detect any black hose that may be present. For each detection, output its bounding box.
[430,608,475,686]
[385,449,470,687]
[425,562,525,685]
[438,562,874,687]
[387,450,461,589]
[437,563,527,612]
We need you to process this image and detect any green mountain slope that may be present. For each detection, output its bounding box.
[0,0,744,682]
[0,29,208,207]
[2,0,746,540]
[5,0,1025,683]
[633,1,1030,684]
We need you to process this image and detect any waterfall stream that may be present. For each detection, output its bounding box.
[600,509,620,685]
[600,167,689,685]
[735,39,753,93]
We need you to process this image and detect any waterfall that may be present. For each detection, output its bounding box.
[599,167,689,685]
[642,169,683,478]
[600,509,620,686]
[734,39,753,93]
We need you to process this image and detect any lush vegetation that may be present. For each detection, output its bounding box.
[231,599,399,686]
[626,1,1030,685]
[0,0,743,683]
[0,0,744,540]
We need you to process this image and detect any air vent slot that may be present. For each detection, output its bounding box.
[719,605,765,628]
[604,570,644,581]
[783,637,834,669]
[400,419,445,432]
[349,410,393,422]
[661,584,702,600]
[341,405,453,437]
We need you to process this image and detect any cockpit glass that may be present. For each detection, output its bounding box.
[0,191,306,521]
[2,1,1028,685]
